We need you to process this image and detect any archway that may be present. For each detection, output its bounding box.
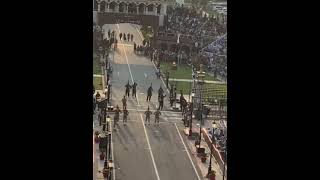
[147,4,154,13]
[94,0,98,11]
[128,3,137,14]
[109,2,116,12]
[100,1,106,12]
[119,2,126,13]
[138,3,146,14]
[157,4,161,14]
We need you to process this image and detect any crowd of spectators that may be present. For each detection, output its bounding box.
[157,5,227,81]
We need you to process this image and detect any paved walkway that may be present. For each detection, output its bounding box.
[169,78,226,84]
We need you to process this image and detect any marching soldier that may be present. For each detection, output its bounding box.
[121,96,127,110]
[146,84,153,102]
[95,91,101,100]
[114,105,122,129]
[158,85,164,99]
[131,82,137,98]
[134,42,137,52]
[158,93,166,110]
[125,80,131,97]
[127,33,130,41]
[131,34,133,42]
[154,109,161,125]
[144,106,152,125]
[123,109,129,125]
[119,33,122,40]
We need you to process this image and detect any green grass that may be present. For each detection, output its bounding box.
[93,77,103,90]
[160,62,216,81]
[93,53,101,75]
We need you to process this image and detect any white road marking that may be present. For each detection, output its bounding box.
[174,123,202,180]
[116,23,161,180]
[111,121,115,180]
[117,72,120,77]
[144,73,147,78]
[135,27,170,94]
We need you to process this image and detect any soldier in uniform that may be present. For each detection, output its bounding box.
[123,33,127,41]
[125,81,131,97]
[146,84,153,102]
[158,93,166,110]
[144,106,152,125]
[119,33,122,40]
[95,91,101,100]
[131,82,137,98]
[131,34,133,42]
[114,105,121,129]
[121,96,127,110]
[127,33,130,41]
[134,42,137,52]
[123,109,129,125]
[158,85,164,99]
[154,109,161,125]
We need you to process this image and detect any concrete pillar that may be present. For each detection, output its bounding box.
[115,3,119,13]
[106,3,109,12]
[136,6,139,14]
[98,3,101,12]
[153,5,157,15]
[125,4,128,13]
[161,4,167,15]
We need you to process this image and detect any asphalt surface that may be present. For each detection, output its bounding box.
[103,23,204,180]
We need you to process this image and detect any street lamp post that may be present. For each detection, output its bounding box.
[189,92,195,136]
[223,141,227,180]
[197,64,206,148]
[207,121,217,177]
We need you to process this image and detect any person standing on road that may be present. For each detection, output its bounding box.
[123,33,127,41]
[131,82,137,98]
[154,109,161,125]
[158,93,166,110]
[165,71,169,88]
[158,85,164,99]
[131,34,133,42]
[134,42,136,52]
[123,109,129,125]
[122,96,127,110]
[114,105,121,128]
[108,29,110,38]
[144,106,152,125]
[125,81,131,97]
[95,92,101,100]
[146,84,153,102]
[119,33,122,40]
[127,33,130,42]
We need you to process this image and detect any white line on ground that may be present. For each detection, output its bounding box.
[111,120,116,180]
[123,108,181,114]
[117,43,133,47]
[134,27,170,94]
[116,23,160,180]
[174,123,202,180]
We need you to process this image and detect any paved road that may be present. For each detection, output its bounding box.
[103,23,204,180]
